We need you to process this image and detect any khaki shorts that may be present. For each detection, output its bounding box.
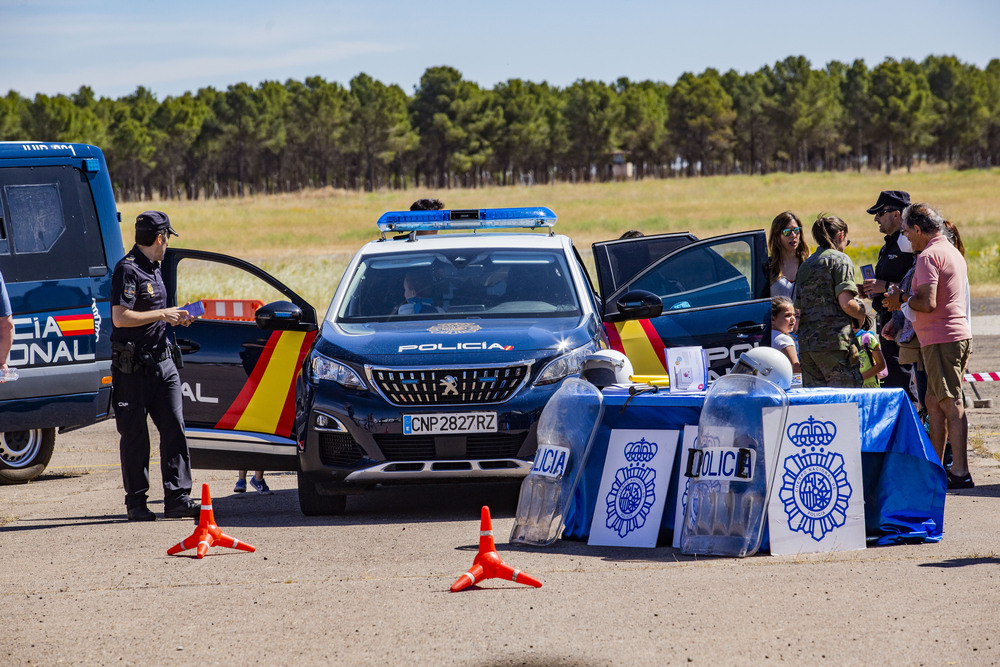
[922,339,971,401]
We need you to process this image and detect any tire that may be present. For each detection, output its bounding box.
[0,428,56,484]
[297,471,347,516]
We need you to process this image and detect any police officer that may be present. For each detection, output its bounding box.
[111,211,199,521]
[862,190,916,398]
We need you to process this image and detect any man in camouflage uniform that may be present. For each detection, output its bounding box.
[794,217,866,388]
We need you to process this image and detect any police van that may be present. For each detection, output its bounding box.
[0,142,124,483]
[160,207,769,515]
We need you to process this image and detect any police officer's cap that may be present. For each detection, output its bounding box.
[136,210,178,237]
[866,190,911,215]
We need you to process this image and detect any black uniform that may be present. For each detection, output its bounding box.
[873,230,916,397]
[110,245,192,512]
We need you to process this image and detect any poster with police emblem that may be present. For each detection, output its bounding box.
[588,429,679,548]
[763,403,866,555]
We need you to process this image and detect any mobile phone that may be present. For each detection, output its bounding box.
[861,264,875,281]
[180,300,205,318]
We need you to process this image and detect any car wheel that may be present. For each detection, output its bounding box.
[296,471,347,515]
[0,428,56,484]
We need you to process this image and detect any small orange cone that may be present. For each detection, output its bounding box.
[167,483,256,559]
[450,506,542,592]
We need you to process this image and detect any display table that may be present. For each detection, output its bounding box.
[562,386,946,546]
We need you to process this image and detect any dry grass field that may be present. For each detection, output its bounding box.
[119,168,1000,309]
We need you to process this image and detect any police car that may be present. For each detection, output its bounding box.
[162,207,769,515]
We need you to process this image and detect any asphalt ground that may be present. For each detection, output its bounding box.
[2,336,999,665]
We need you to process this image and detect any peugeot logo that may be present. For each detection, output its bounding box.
[440,375,459,396]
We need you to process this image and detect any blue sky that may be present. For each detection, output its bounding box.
[3,0,998,99]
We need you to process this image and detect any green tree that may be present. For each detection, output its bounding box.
[0,91,28,140]
[411,66,494,188]
[285,76,351,189]
[616,78,670,178]
[721,69,771,174]
[839,59,871,172]
[666,70,735,176]
[348,73,416,191]
[562,79,621,181]
[152,92,210,199]
[870,58,935,173]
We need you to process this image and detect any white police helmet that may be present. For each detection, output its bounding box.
[581,349,634,388]
[730,346,793,390]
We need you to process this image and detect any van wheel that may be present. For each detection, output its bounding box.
[297,472,347,516]
[0,428,56,484]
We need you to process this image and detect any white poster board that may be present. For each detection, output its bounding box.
[666,347,708,393]
[763,403,866,555]
[588,429,679,548]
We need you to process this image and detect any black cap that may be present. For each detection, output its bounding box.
[866,191,911,215]
[135,210,178,236]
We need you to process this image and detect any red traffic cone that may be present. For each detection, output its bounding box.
[450,506,542,592]
[167,483,256,559]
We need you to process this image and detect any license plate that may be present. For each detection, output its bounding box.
[402,412,497,435]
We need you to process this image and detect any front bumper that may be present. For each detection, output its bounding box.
[297,379,555,485]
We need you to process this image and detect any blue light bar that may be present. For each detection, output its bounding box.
[376,207,556,233]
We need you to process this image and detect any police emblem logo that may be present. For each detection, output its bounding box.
[778,416,853,541]
[604,437,658,538]
[124,283,136,300]
[427,322,482,335]
[145,282,154,296]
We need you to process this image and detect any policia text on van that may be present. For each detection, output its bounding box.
[0,142,124,483]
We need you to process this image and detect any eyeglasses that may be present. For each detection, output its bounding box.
[781,227,802,237]
[875,209,897,220]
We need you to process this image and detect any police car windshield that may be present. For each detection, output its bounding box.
[334,248,582,322]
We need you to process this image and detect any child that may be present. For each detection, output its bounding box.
[770,296,800,374]
[854,312,887,389]
[235,470,273,495]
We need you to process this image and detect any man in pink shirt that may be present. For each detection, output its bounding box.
[891,203,973,489]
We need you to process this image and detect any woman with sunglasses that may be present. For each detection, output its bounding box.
[767,211,809,300]
[794,214,868,388]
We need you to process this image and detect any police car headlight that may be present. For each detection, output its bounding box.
[534,343,596,386]
[310,355,366,390]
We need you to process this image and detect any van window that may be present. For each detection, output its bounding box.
[0,165,108,281]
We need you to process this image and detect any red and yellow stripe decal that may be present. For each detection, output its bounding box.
[54,313,95,336]
[215,330,316,438]
[605,320,668,375]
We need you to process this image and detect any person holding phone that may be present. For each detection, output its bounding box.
[862,190,915,399]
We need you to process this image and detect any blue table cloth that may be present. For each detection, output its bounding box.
[562,386,946,546]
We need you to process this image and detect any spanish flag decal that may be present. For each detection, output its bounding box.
[54,313,95,336]
[605,320,668,375]
[214,330,316,438]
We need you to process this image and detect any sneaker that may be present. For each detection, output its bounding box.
[946,470,975,490]
[164,498,201,518]
[943,443,953,470]
[249,477,273,495]
[234,479,247,493]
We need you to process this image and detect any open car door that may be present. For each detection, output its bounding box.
[161,248,317,471]
[593,230,770,380]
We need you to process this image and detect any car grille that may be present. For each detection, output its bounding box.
[368,364,530,406]
[373,432,528,461]
[318,432,366,466]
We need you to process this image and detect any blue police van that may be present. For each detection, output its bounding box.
[160,207,769,515]
[0,142,124,483]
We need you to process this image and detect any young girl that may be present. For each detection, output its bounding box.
[770,296,800,373]
[854,313,887,389]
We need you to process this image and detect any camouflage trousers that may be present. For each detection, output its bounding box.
[799,349,863,389]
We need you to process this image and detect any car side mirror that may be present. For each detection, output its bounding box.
[615,289,663,320]
[255,300,305,331]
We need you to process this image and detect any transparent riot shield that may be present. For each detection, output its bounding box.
[679,373,789,557]
[510,378,605,546]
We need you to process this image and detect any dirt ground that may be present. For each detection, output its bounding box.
[1,309,999,665]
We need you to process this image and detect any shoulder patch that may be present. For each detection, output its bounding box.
[124,283,136,300]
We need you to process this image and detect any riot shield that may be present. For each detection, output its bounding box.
[679,373,789,557]
[510,378,605,546]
